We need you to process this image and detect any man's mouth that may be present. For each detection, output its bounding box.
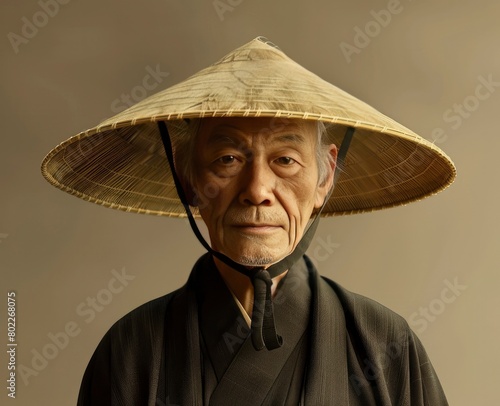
[232,223,281,233]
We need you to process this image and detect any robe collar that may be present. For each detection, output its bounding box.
[197,254,311,404]
[162,254,382,405]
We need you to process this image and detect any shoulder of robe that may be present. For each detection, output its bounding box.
[319,274,413,343]
[303,256,412,341]
[320,278,448,403]
[78,286,188,405]
[304,258,448,404]
[105,286,185,341]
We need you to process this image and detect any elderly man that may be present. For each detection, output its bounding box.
[42,37,455,405]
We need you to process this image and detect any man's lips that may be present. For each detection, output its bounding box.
[231,223,282,233]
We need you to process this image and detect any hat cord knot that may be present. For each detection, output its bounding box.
[250,268,283,351]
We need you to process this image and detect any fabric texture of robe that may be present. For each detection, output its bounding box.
[78,254,448,405]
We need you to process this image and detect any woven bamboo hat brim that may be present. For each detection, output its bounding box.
[41,37,456,217]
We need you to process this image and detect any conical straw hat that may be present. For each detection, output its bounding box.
[41,37,456,217]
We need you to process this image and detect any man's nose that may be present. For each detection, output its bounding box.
[238,161,275,206]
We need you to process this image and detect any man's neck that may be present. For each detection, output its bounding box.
[213,256,288,317]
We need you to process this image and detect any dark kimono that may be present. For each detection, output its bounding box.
[78,254,448,405]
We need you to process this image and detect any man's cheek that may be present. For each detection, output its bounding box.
[192,179,223,209]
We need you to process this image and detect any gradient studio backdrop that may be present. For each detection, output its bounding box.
[1,0,499,404]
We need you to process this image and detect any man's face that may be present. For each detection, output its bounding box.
[190,117,336,267]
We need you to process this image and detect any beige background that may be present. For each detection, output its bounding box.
[1,0,499,404]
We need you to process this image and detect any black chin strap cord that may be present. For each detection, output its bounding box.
[158,121,354,351]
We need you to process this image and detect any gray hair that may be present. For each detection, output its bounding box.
[168,119,334,188]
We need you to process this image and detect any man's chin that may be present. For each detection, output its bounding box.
[216,236,291,268]
[236,256,277,267]
[225,248,288,268]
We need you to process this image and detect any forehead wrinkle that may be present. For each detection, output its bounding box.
[204,124,247,146]
[206,133,239,147]
[201,121,316,151]
[261,121,316,146]
[208,126,308,141]
[270,133,307,145]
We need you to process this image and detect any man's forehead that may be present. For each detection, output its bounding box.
[197,117,317,142]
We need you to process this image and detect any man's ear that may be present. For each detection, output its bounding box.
[314,144,338,209]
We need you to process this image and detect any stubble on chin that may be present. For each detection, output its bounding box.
[227,242,286,267]
[236,254,277,267]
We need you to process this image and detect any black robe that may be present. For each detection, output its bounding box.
[78,254,448,405]
[197,253,312,405]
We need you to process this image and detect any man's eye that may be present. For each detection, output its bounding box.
[218,155,236,165]
[275,157,296,165]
